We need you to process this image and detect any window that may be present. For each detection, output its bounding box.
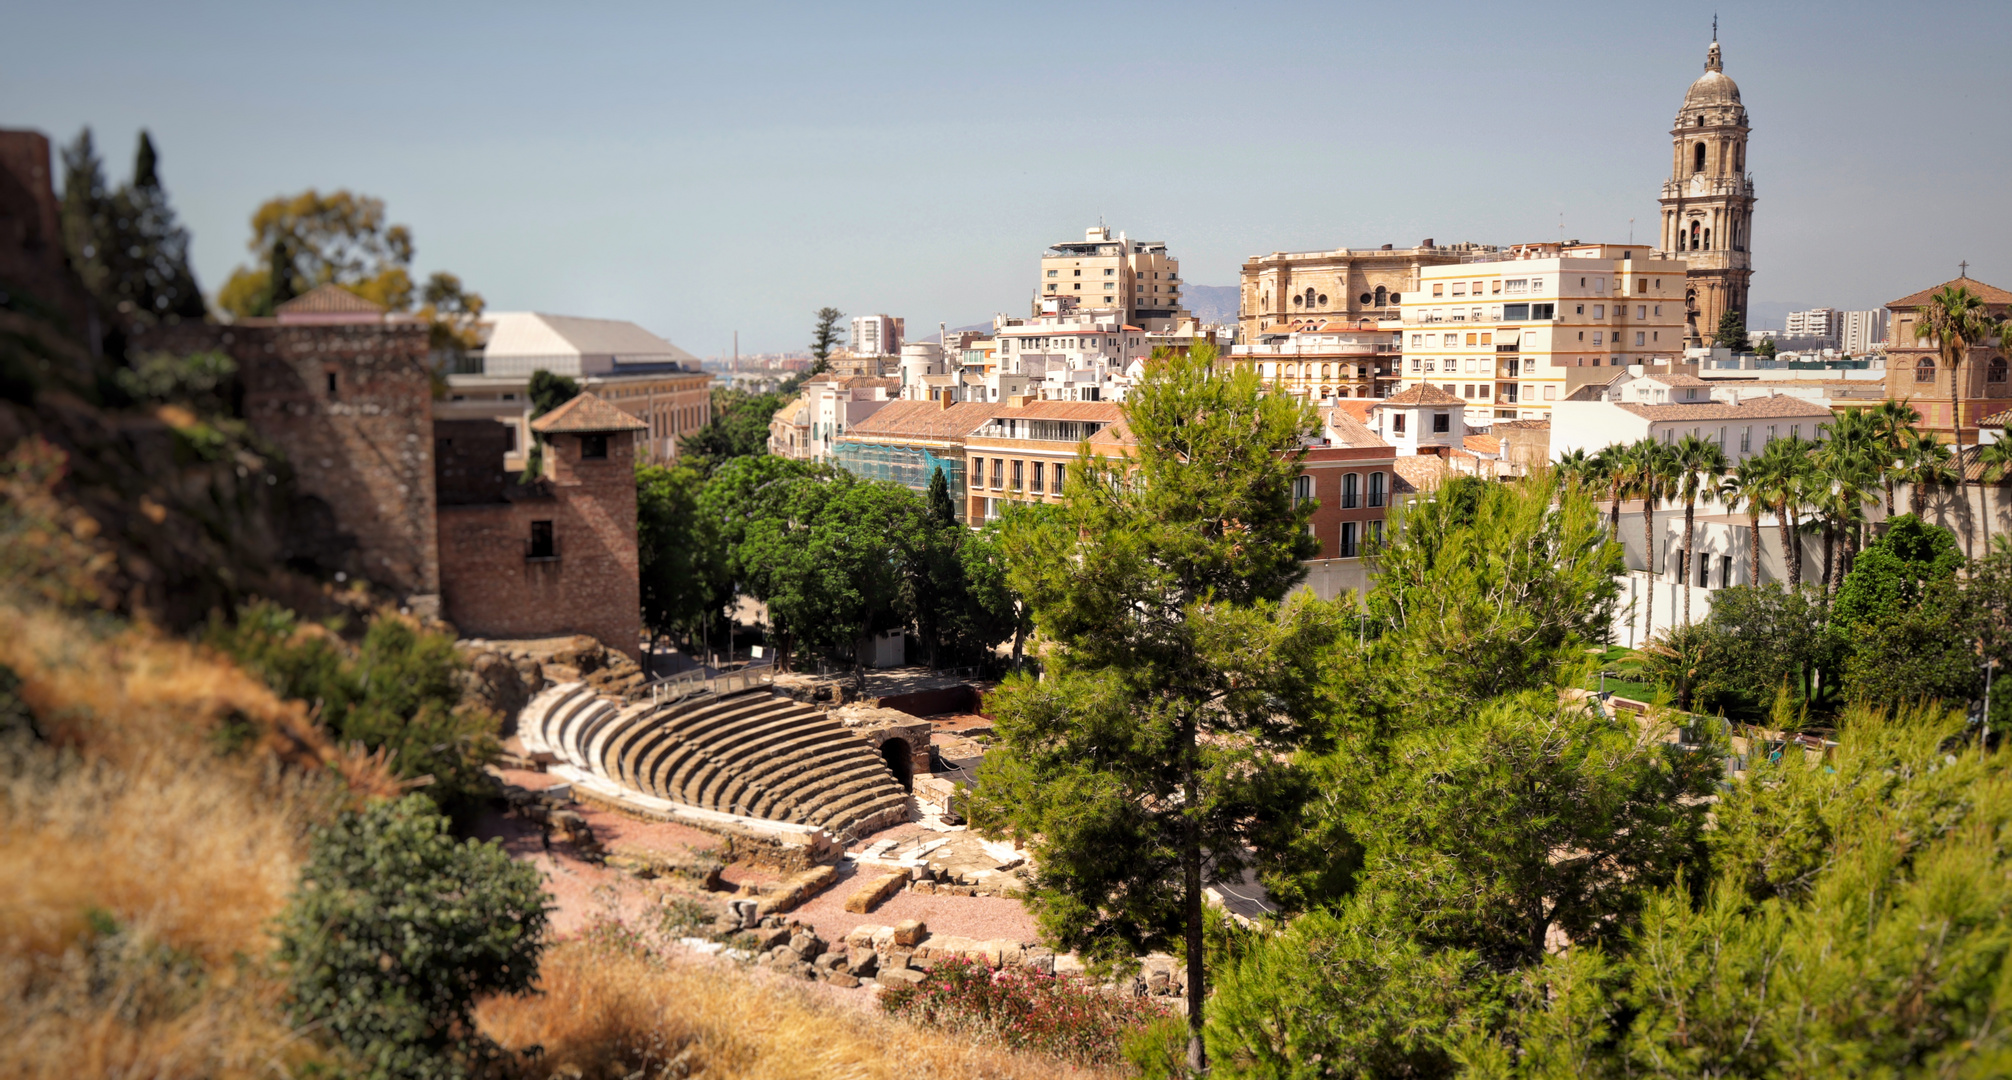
[1698,553,1711,588]
[1767,425,1778,444]
[1593,305,1605,318]
[1694,141,1707,173]
[1593,332,1603,345]
[1453,282,1467,296]
[1531,303,1555,319]
[1011,460,1023,490]
[1992,357,2008,383]
[1432,412,1451,433]
[1054,463,1065,490]
[1032,461,1045,493]
[1543,386,1556,400]
[1046,270,1057,277]
[1491,280,1502,294]
[1424,360,1436,373]
[1367,471,1386,507]
[1342,472,1359,508]
[1504,278,1529,294]
[1720,555,1733,589]
[1432,283,1444,297]
[1637,305,1647,318]
[1916,358,1936,383]
[580,433,608,459]
[1480,333,1491,345]
[991,457,1003,488]
[1340,521,1358,557]
[1292,474,1313,507]
[1370,520,1385,547]
[1466,333,1478,346]
[324,371,339,397]
[528,520,556,560]
[1410,333,1422,347]
[1504,303,1530,320]
[1392,413,1407,434]
[1635,332,1646,346]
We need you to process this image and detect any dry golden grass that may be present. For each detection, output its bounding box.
[478,940,1129,1080]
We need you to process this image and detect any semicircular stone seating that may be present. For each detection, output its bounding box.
[519,683,910,839]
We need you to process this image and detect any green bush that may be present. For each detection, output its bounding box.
[209,603,499,818]
[274,795,549,1079]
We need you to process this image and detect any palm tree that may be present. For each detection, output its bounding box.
[1754,436,1814,588]
[1867,398,1922,519]
[1591,444,1627,540]
[1720,458,1770,586]
[1899,433,1957,515]
[1811,446,1879,596]
[1915,283,1994,551]
[1625,438,1679,636]
[1672,433,1729,628]
[1555,448,1594,489]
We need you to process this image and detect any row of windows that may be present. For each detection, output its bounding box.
[1429,276,1667,299]
[970,455,1066,495]
[1914,356,2009,383]
[1660,423,1821,454]
[1293,471,1389,509]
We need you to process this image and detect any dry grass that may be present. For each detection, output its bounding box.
[478,940,1129,1080]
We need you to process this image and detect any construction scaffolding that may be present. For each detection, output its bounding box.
[832,442,970,522]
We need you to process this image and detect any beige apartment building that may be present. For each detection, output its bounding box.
[1238,241,1482,341]
[1397,244,1690,422]
[1230,319,1402,402]
[1038,226,1189,329]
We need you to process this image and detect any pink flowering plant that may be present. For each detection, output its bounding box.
[880,955,1171,1067]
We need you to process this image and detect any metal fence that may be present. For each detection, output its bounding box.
[647,665,775,707]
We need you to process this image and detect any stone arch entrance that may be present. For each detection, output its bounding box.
[880,738,913,791]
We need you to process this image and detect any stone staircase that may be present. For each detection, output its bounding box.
[520,682,911,839]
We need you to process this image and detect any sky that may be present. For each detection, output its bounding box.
[6,0,2009,355]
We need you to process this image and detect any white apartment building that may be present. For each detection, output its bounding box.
[1783,307,1841,346]
[1039,226,1189,330]
[851,314,904,357]
[1551,370,1836,464]
[1841,309,1889,356]
[992,300,1150,403]
[1398,244,1690,422]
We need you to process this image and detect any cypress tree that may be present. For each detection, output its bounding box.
[59,127,206,332]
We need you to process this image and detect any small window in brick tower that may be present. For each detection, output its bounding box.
[528,520,556,560]
[325,371,338,397]
[580,433,608,459]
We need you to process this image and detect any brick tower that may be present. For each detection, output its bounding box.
[1658,29,1756,347]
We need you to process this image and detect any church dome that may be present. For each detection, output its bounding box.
[1682,40,1741,109]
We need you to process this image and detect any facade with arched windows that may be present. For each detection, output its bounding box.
[1657,35,1756,347]
[1881,274,2012,444]
[1237,241,1478,342]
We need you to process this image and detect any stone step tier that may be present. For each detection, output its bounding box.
[518,682,910,839]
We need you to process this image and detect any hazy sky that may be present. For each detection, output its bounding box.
[7,1,2009,354]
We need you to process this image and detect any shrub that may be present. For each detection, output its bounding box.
[209,603,499,818]
[880,955,1169,1068]
[274,794,549,1080]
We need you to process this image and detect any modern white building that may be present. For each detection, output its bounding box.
[441,311,711,466]
[1551,370,1836,463]
[1398,243,1691,422]
[1783,307,1841,348]
[851,314,904,358]
[1840,309,1889,356]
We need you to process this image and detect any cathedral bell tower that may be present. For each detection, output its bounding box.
[1658,31,1755,347]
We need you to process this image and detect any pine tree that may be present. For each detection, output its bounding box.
[1713,307,1747,350]
[809,307,844,374]
[972,344,1336,1072]
[926,466,957,528]
[59,128,206,333]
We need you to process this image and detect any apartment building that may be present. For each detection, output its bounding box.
[1397,244,1690,422]
[1238,240,1479,341]
[766,375,899,460]
[993,299,1150,403]
[1231,319,1401,402]
[1039,226,1189,330]
[1840,309,1889,356]
[964,399,1124,523]
[1783,307,1841,346]
[832,399,1002,523]
[440,311,712,468]
[852,314,904,357]
[1551,373,1835,463]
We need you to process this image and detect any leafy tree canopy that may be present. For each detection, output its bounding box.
[1831,512,1964,629]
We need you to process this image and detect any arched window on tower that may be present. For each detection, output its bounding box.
[1305,287,1318,307]
[1916,358,1937,384]
[1694,142,1706,173]
[1704,229,1711,250]
[1688,221,1701,251]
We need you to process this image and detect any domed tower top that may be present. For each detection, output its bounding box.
[1682,39,1742,111]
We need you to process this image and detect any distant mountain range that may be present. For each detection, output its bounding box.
[1182,285,1239,327]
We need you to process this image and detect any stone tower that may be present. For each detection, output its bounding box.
[1658,32,1755,347]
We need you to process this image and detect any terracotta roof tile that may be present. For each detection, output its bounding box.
[1324,409,1388,449]
[1378,383,1467,406]
[993,400,1125,422]
[1887,277,2012,310]
[839,400,1002,441]
[1464,434,1502,455]
[529,391,648,433]
[1610,395,1834,422]
[1392,454,1448,492]
[274,282,385,315]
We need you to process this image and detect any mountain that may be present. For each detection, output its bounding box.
[1183,285,1239,327]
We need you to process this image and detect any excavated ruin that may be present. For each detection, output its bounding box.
[518,679,912,840]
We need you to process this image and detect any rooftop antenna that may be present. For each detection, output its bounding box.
[1712,13,1717,41]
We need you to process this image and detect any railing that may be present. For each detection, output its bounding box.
[646,664,775,707]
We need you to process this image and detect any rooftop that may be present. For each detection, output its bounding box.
[1378,383,1468,407]
[1886,276,2012,311]
[529,391,649,434]
[839,400,1003,441]
[1610,395,1835,422]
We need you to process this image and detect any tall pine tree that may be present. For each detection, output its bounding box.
[972,344,1338,1072]
[60,128,206,335]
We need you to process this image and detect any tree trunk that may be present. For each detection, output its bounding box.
[1787,506,1804,587]
[1182,739,1208,1075]
[1885,473,1896,520]
[1749,511,1764,585]
[1776,504,1798,589]
[1952,347,1970,557]
[1820,521,1835,599]
[1642,497,1657,639]
[1608,480,1623,540]
[1682,496,1698,628]
[1911,480,1925,516]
